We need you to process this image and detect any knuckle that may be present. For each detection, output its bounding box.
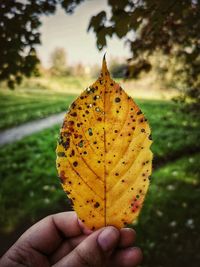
[75,247,104,267]
[8,243,37,266]
[75,248,93,267]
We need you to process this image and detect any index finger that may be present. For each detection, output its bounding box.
[17,212,90,255]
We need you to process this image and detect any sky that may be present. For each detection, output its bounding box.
[37,0,131,68]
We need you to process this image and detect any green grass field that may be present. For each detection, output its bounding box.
[137,153,200,266]
[0,89,77,130]
[0,96,199,265]
[0,73,176,131]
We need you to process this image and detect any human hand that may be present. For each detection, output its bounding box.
[0,212,142,267]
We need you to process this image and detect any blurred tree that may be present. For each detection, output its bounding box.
[1,0,199,112]
[109,57,127,78]
[88,0,200,112]
[72,63,87,77]
[0,0,83,88]
[90,63,100,78]
[49,47,68,76]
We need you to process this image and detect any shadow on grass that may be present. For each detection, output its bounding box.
[153,145,200,169]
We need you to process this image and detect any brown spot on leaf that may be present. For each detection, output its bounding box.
[71,112,77,117]
[137,110,142,115]
[94,202,100,208]
[115,97,121,103]
[73,161,78,167]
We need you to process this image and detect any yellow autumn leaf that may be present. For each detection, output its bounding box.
[56,56,153,230]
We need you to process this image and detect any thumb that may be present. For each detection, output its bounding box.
[54,226,120,267]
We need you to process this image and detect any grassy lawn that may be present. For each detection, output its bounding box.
[136,153,200,267]
[0,89,77,130]
[0,72,176,130]
[0,97,199,265]
[139,99,200,163]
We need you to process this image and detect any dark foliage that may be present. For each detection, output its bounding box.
[110,63,127,78]
[0,0,83,88]
[88,0,200,112]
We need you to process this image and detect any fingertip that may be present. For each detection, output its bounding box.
[119,228,136,248]
[97,226,120,252]
[122,227,136,236]
[112,247,143,267]
[125,247,143,267]
[129,247,143,264]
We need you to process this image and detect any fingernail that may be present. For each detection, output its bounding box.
[97,226,119,251]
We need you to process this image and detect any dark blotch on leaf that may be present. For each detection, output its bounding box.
[63,141,70,150]
[115,97,121,103]
[71,112,77,117]
[68,121,74,126]
[88,128,93,136]
[70,149,75,157]
[78,140,84,148]
[94,202,100,208]
[73,161,78,167]
[74,133,79,139]
[57,152,66,157]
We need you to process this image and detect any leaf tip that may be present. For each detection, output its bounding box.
[101,53,110,79]
[103,52,107,61]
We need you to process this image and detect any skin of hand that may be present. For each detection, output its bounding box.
[0,212,142,267]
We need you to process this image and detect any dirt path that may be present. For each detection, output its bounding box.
[0,112,66,146]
